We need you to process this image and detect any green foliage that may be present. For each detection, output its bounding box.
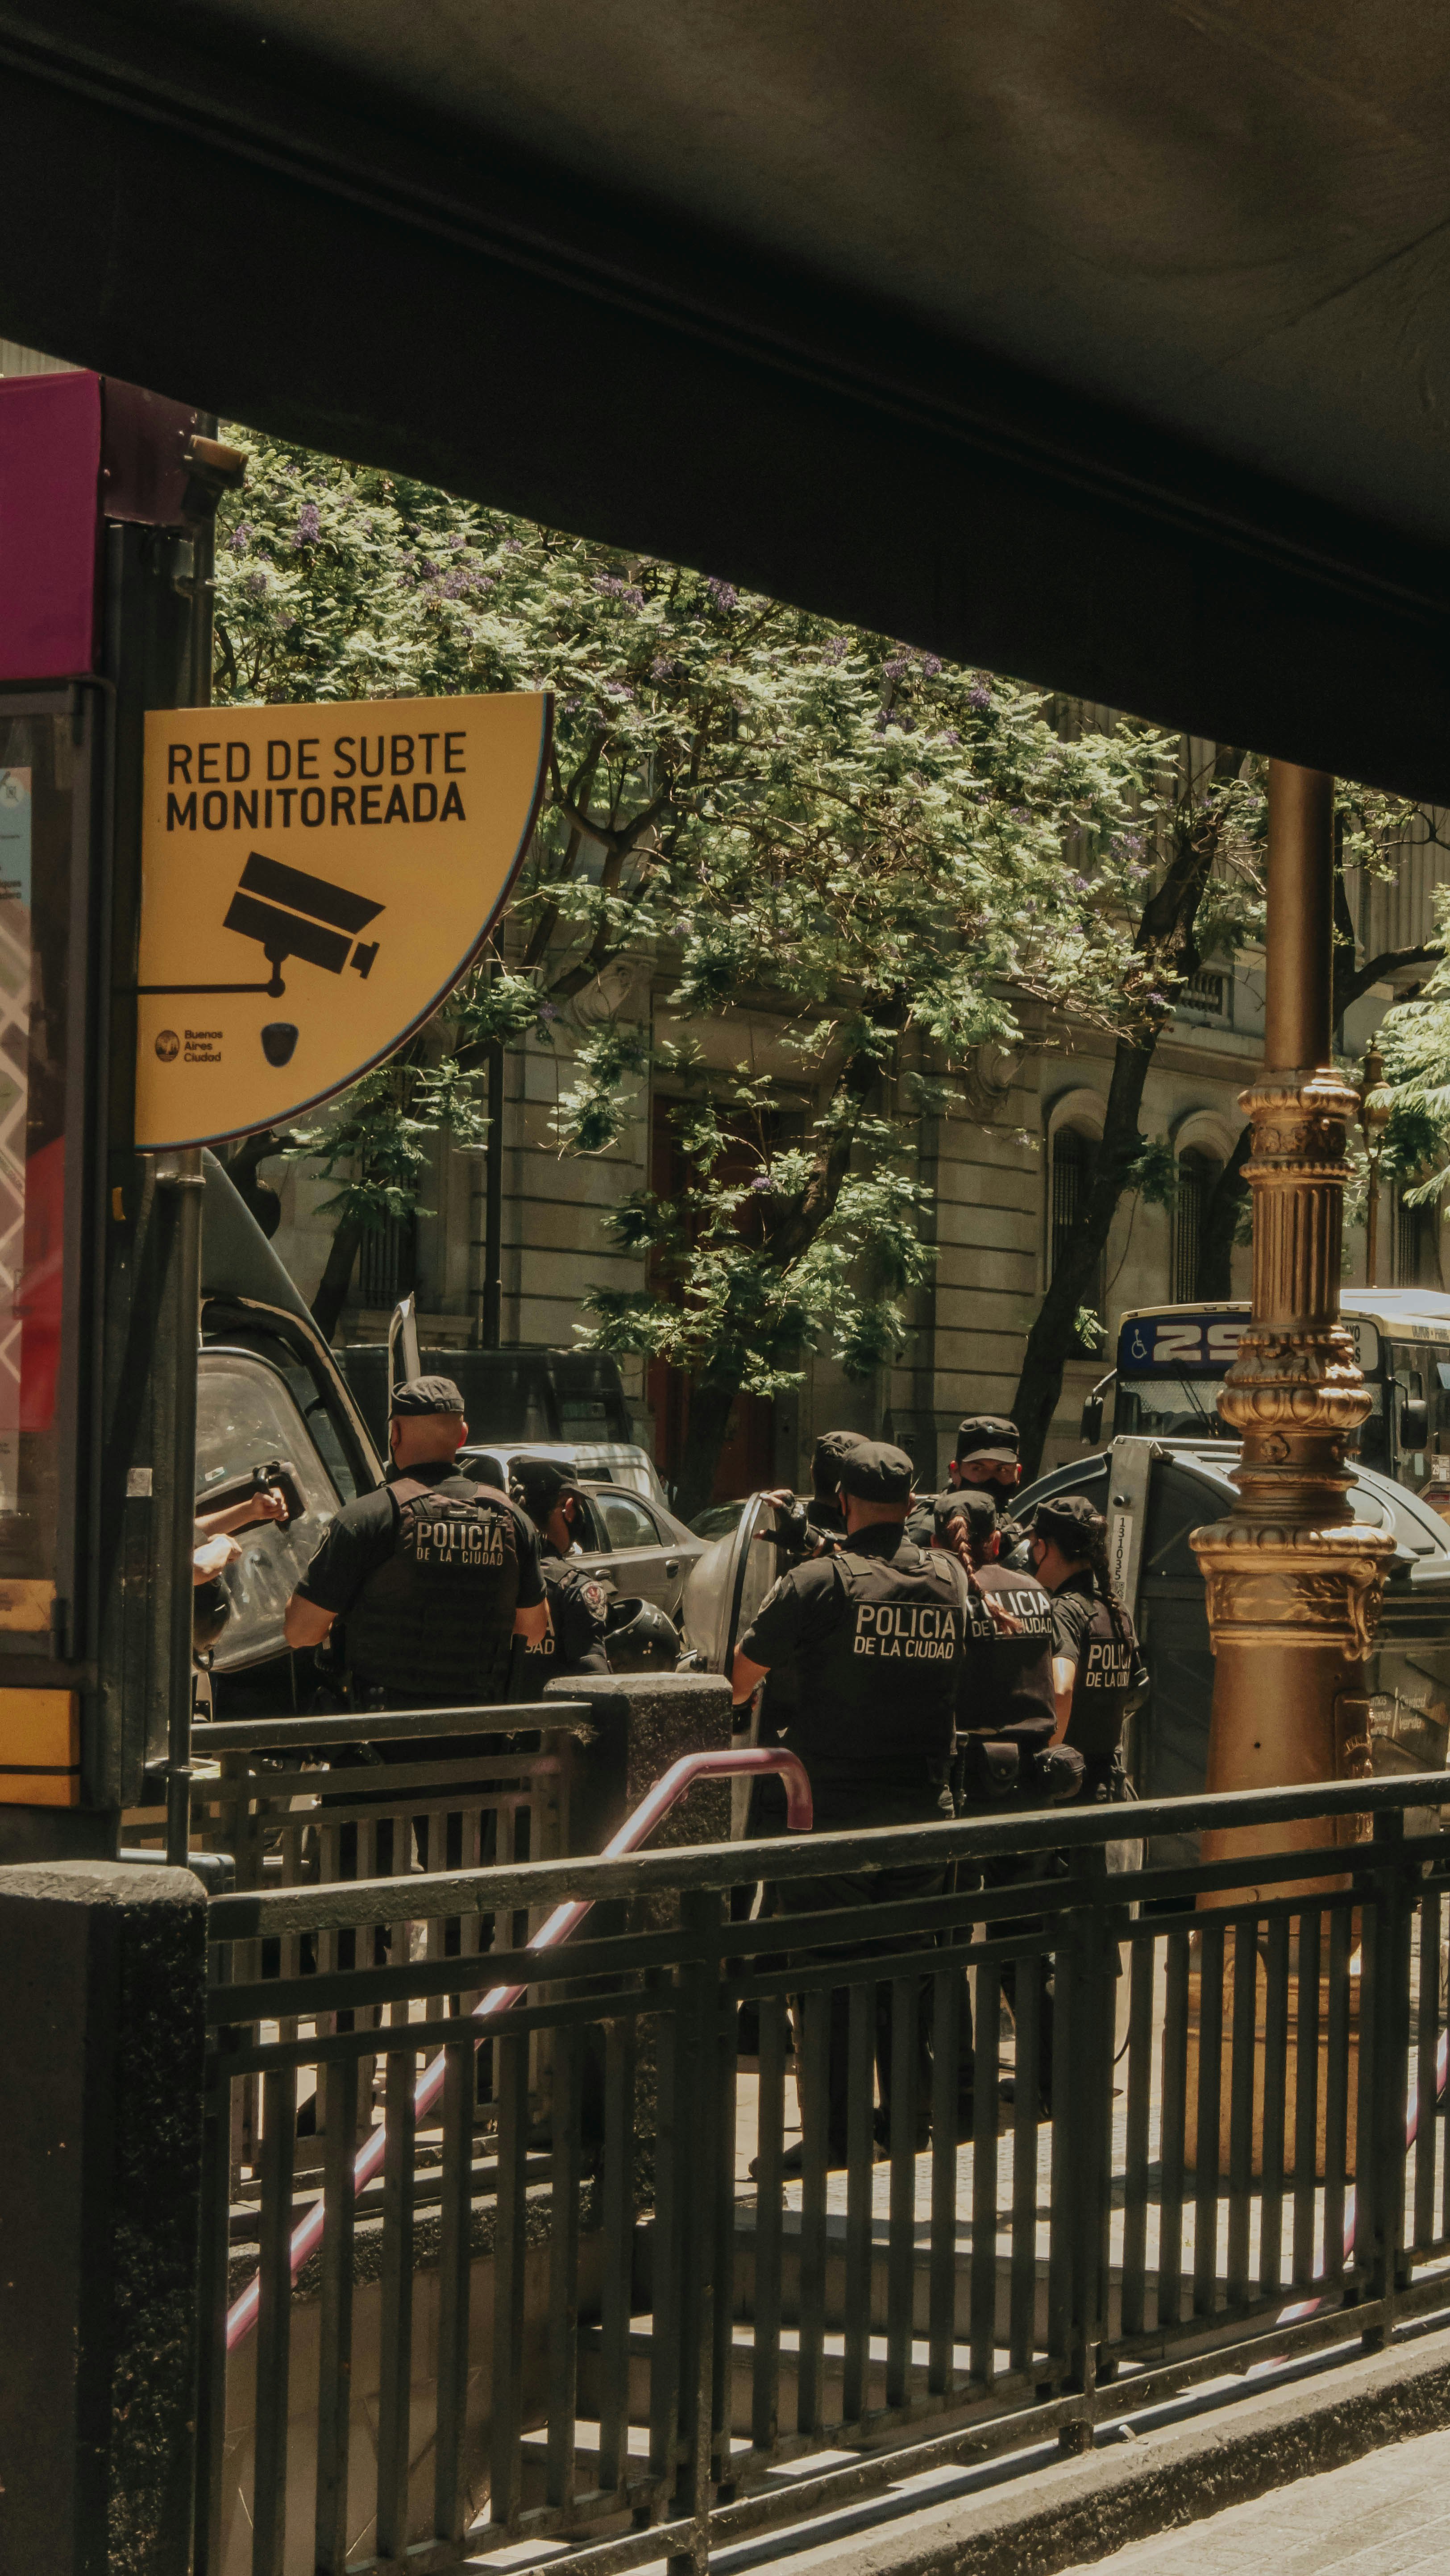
[1125,1135,1180,1209]
[213,428,1181,1399]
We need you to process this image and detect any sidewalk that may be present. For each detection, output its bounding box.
[1058,2424,1450,2574]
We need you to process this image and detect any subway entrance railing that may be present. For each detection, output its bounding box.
[198,1773,1450,2576]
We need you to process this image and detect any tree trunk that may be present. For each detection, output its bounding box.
[311,1213,366,1340]
[1011,1035,1156,1477]
[1195,1123,1251,1300]
[673,1374,743,1525]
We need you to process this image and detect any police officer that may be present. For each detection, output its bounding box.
[935,1490,1081,2121]
[934,1491,1056,1773]
[1028,1493,1147,1802]
[763,1428,866,1567]
[731,1438,968,2168]
[507,1456,613,1695]
[906,1414,1025,1547]
[284,1376,548,1705]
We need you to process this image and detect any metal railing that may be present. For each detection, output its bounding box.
[197,1773,1450,2576]
[127,1704,583,2203]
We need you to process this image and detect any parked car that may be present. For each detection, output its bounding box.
[462,1454,703,1619]
[339,1337,642,1470]
[461,1436,669,1511]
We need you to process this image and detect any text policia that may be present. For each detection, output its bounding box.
[162,728,469,835]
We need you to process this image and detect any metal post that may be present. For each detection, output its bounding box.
[151,1147,205,1864]
[1191,765,1395,1891]
[483,1034,504,1348]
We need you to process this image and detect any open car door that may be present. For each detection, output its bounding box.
[682,1494,794,1835]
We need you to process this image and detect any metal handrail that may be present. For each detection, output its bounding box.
[223,1744,811,2350]
[207,1766,1450,1942]
[194,1698,592,1752]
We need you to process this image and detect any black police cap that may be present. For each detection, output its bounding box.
[955,1413,1020,1465]
[836,1438,914,1504]
[509,1455,583,1519]
[1035,1491,1106,1548]
[390,1374,465,1417]
[810,1428,866,1500]
[934,1488,997,1541]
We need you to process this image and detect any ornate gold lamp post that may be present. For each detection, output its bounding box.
[1190,765,1394,1891]
[1358,1040,1392,1288]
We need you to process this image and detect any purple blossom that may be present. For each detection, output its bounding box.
[968,680,993,714]
[651,653,683,683]
[1147,989,1168,1007]
[245,569,269,599]
[594,574,645,609]
[706,576,739,613]
[504,537,524,553]
[449,532,466,550]
[939,726,960,745]
[418,558,439,579]
[229,522,252,552]
[823,634,848,662]
[292,501,321,546]
[537,1001,559,1023]
[882,655,910,679]
[1072,873,1092,891]
[749,1174,773,1193]
[921,654,943,678]
[603,679,635,700]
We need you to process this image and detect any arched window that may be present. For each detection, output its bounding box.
[1172,1148,1217,1302]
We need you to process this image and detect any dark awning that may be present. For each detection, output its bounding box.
[6,1,1450,795]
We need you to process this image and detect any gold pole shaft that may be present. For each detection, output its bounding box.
[1366,1163,1379,1289]
[1190,763,1392,1898]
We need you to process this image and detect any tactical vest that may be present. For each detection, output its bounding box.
[791,1539,967,1768]
[958,1562,1056,1739]
[1062,1583,1143,1785]
[348,1474,520,1706]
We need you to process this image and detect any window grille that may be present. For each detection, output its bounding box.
[1182,969,1228,1017]
[1051,1125,1104,1346]
[1172,1149,1216,1301]
[1396,1189,1436,1289]
[357,1209,417,1308]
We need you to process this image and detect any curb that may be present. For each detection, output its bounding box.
[808,2323,1450,2576]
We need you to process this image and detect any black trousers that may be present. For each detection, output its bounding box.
[951,1843,1060,2120]
[776,1775,952,2163]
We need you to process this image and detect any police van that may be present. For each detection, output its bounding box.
[1021,1292,1450,1860]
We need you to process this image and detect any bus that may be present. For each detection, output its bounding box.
[1084,1290,1450,1492]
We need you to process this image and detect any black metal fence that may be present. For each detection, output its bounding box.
[198,1774,1450,2576]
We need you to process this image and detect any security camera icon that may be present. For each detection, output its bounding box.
[137,852,386,1062]
[223,853,383,998]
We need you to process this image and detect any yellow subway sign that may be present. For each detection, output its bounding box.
[135,692,550,1148]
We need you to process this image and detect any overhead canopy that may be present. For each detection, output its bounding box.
[5,0,1450,795]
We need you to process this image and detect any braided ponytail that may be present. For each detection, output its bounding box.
[1080,1523,1130,1648]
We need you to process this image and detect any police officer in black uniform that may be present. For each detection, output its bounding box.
[906,1413,1026,1548]
[935,1491,1056,1779]
[1029,1493,1147,1802]
[507,1456,614,1695]
[732,1438,969,2168]
[763,1428,865,1568]
[284,1375,548,1704]
[935,1490,1082,2120]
